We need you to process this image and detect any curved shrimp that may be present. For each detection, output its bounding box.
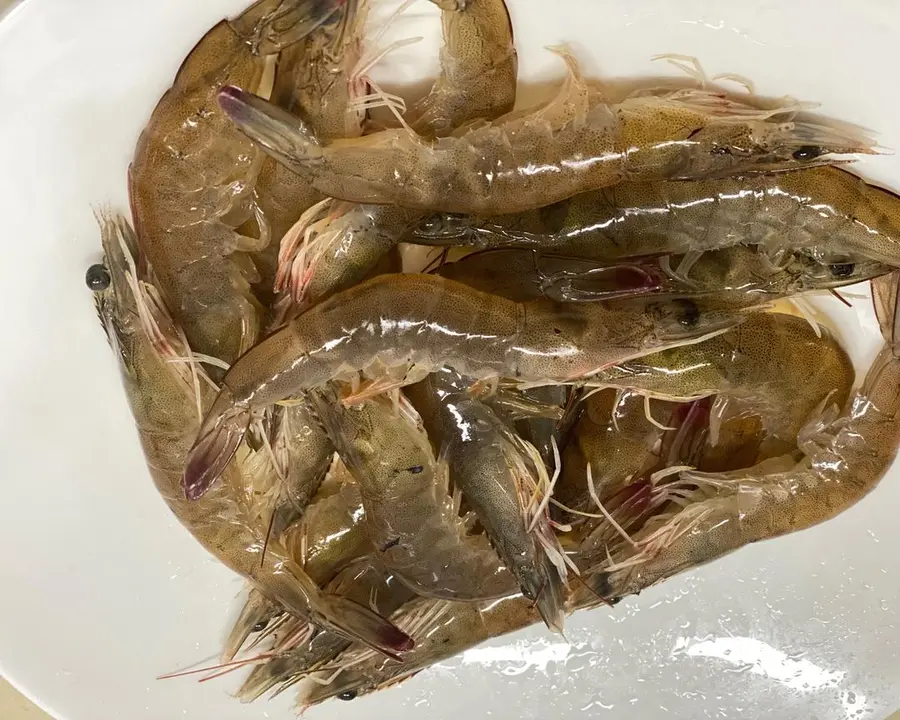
[226,473,367,661]
[406,368,567,631]
[219,48,875,216]
[412,167,900,269]
[91,214,412,659]
[280,0,517,306]
[239,561,414,701]
[183,273,746,497]
[589,312,855,458]
[595,298,900,600]
[310,386,517,601]
[128,1,348,364]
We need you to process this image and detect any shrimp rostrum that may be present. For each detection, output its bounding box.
[218,49,876,216]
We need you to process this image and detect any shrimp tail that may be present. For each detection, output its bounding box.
[218,86,322,175]
[529,554,567,634]
[317,593,414,660]
[182,386,250,500]
[542,262,664,302]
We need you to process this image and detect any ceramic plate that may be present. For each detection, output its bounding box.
[1,1,899,718]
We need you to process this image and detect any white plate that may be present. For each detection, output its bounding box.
[1,1,899,718]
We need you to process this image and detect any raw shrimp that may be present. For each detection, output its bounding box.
[226,476,366,661]
[280,0,517,306]
[299,594,537,705]
[183,273,746,497]
[406,368,567,631]
[128,1,347,364]
[589,312,855,457]
[412,167,900,268]
[219,49,875,216]
[91,214,411,658]
[310,387,516,601]
[239,561,415,701]
[437,246,889,307]
[596,282,900,599]
[245,0,371,299]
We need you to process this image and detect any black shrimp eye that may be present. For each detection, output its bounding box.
[251,620,268,633]
[338,690,358,701]
[85,264,111,292]
[829,262,855,278]
[674,299,701,328]
[418,215,442,234]
[792,145,824,161]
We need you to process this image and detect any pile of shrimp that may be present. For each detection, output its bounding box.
[87,0,900,709]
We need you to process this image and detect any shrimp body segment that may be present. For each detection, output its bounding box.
[183,273,746,497]
[219,51,874,215]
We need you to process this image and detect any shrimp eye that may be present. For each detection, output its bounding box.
[829,262,855,278]
[792,145,823,161]
[407,465,424,474]
[674,299,700,328]
[86,264,111,292]
[419,216,440,232]
[251,621,268,633]
[338,691,358,701]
